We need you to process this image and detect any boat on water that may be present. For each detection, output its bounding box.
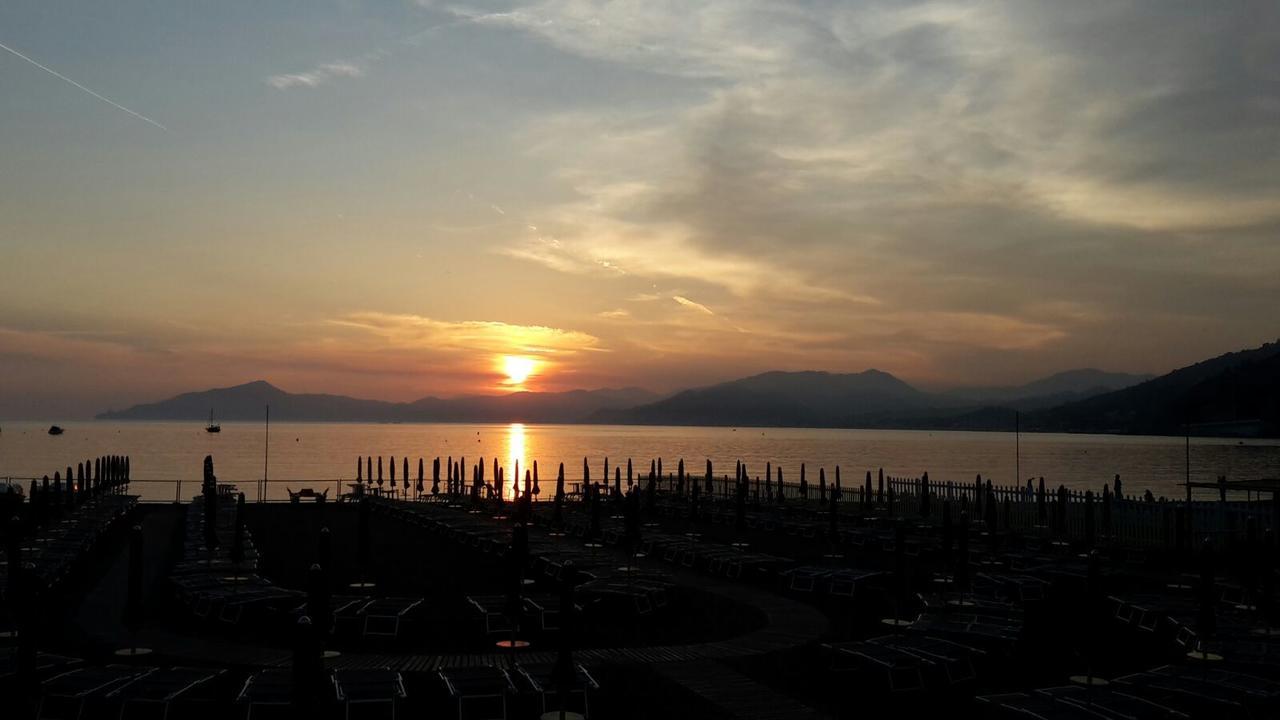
[48,425,64,435]
[206,409,221,433]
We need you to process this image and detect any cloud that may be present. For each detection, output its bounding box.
[467,0,1280,382]
[328,312,601,355]
[671,295,714,316]
[266,60,366,89]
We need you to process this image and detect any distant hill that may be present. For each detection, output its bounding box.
[590,370,960,427]
[97,381,661,424]
[96,342,1280,436]
[1028,341,1280,436]
[944,369,1154,410]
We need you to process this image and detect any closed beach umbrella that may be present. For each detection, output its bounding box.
[677,459,685,493]
[554,463,566,526]
[604,458,609,487]
[878,468,885,505]
[357,458,362,484]
[124,524,144,635]
[403,457,409,491]
[432,458,440,495]
[357,498,371,582]
[776,466,785,505]
[764,466,773,503]
[819,468,827,502]
[920,472,931,518]
[307,563,332,639]
[231,492,245,569]
[834,466,842,503]
[1114,474,1123,500]
[377,457,383,488]
[627,459,633,489]
[1196,538,1217,644]
[389,456,396,486]
[417,458,424,495]
[583,457,590,489]
[366,457,372,487]
[865,471,873,509]
[705,460,713,496]
[533,461,541,496]
[800,464,807,500]
[614,467,622,498]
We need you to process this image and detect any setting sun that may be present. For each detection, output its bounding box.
[501,355,537,387]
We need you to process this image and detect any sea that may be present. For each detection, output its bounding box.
[1,421,1277,503]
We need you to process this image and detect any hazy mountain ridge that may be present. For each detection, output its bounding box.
[942,369,1154,410]
[96,342,1280,436]
[97,381,660,424]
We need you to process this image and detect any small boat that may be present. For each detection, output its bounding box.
[206,409,221,433]
[48,425,64,435]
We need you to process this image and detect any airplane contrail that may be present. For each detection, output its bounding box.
[0,39,168,131]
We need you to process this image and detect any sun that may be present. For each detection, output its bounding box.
[501,355,537,386]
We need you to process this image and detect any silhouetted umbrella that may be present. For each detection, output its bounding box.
[551,561,578,718]
[735,472,746,530]
[376,456,383,490]
[203,457,219,552]
[123,524,145,650]
[416,458,424,496]
[776,467,785,505]
[366,457,372,487]
[1101,484,1112,535]
[533,461,541,497]
[800,464,807,500]
[657,458,663,481]
[705,459,713,496]
[955,511,971,596]
[390,456,396,490]
[317,526,332,576]
[231,492,246,572]
[1114,474,1123,500]
[588,485,602,539]
[356,498,372,586]
[291,615,320,715]
[1037,477,1047,525]
[583,457,590,490]
[834,466,842,503]
[819,468,826,502]
[1084,490,1096,546]
[941,501,954,565]
[626,459,633,490]
[677,459,684,494]
[432,458,440,496]
[690,476,701,523]
[614,467,622,498]
[864,470,872,510]
[764,465,773,503]
[307,562,332,642]
[827,474,839,539]
[1196,537,1217,648]
[403,456,409,493]
[357,458,362,484]
[920,472,931,518]
[553,463,566,525]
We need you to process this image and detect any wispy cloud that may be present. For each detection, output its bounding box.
[672,296,714,316]
[266,60,366,89]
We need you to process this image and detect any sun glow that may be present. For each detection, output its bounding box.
[501,355,537,387]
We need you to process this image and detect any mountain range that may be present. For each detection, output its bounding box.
[97,340,1280,437]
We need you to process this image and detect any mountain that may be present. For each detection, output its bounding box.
[1028,341,1280,436]
[591,370,957,427]
[97,381,660,424]
[944,369,1154,410]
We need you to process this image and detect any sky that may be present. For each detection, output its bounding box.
[1,1,1278,419]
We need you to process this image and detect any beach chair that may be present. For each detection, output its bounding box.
[361,597,424,639]
[37,665,154,720]
[237,668,335,720]
[439,666,515,720]
[515,662,599,718]
[110,666,224,720]
[332,668,406,720]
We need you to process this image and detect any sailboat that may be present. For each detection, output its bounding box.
[206,409,221,433]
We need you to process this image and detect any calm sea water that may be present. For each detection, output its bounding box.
[1,421,1277,503]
